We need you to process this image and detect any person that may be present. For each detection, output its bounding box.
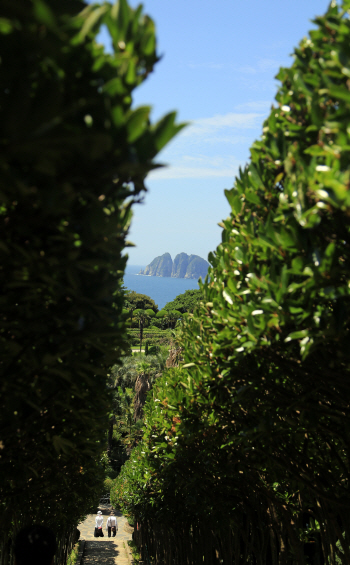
[95,510,104,537]
[106,512,118,538]
[14,525,56,565]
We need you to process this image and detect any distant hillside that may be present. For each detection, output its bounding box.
[139,253,209,279]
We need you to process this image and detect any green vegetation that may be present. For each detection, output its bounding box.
[5,0,350,563]
[133,310,150,351]
[0,0,182,560]
[66,544,79,565]
[111,2,350,563]
[164,288,203,313]
[128,328,172,347]
[124,291,158,312]
[101,349,169,474]
[127,540,141,563]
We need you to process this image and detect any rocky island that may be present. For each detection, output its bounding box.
[139,252,209,279]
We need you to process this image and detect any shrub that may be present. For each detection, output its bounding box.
[0,0,182,548]
[156,309,167,318]
[112,2,350,563]
[67,544,79,565]
[144,309,156,317]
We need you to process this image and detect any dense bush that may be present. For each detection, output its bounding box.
[0,0,182,560]
[144,308,156,317]
[124,291,158,312]
[156,309,167,318]
[111,2,350,563]
[164,289,203,313]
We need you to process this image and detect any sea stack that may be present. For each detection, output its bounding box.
[140,252,209,279]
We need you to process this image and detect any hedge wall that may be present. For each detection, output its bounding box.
[0,0,182,562]
[111,2,350,564]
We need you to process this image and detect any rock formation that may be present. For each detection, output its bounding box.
[142,252,173,277]
[139,252,209,279]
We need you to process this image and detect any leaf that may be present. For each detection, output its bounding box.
[126,106,150,143]
[77,5,108,42]
[32,0,57,28]
[152,112,187,152]
[328,85,350,104]
[102,78,125,96]
[52,435,75,454]
[225,189,243,215]
[284,330,308,342]
[0,18,13,34]
[222,289,234,305]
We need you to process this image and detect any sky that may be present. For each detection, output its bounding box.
[90,0,331,266]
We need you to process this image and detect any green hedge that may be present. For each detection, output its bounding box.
[127,329,172,346]
[111,2,350,563]
[0,0,182,555]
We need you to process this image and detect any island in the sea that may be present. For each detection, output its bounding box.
[138,252,209,279]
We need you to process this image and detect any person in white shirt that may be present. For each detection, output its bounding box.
[106,512,118,538]
[95,510,104,537]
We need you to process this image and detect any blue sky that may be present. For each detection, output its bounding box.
[90,0,331,266]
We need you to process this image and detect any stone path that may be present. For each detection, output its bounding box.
[78,504,134,565]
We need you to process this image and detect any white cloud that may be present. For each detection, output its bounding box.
[183,58,282,75]
[258,58,281,72]
[234,100,272,112]
[149,154,241,180]
[236,58,282,75]
[181,112,263,141]
[149,166,239,180]
[147,110,263,180]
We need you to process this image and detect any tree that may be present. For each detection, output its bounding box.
[164,309,182,329]
[164,289,203,313]
[124,291,158,312]
[134,310,150,352]
[0,0,183,554]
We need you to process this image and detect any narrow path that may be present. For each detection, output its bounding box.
[78,504,134,565]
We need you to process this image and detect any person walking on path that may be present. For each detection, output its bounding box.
[106,511,118,538]
[94,510,104,537]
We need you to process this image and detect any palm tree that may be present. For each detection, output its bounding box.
[134,310,150,352]
[164,310,181,329]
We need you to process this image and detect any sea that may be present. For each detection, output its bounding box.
[123,264,200,310]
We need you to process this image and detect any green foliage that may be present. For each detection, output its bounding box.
[164,289,203,313]
[148,316,163,329]
[128,328,172,347]
[110,3,350,563]
[163,309,182,329]
[134,310,150,350]
[112,351,167,389]
[144,308,156,317]
[104,477,114,492]
[127,540,141,563]
[67,544,79,565]
[124,291,158,312]
[0,0,182,549]
[156,309,167,318]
